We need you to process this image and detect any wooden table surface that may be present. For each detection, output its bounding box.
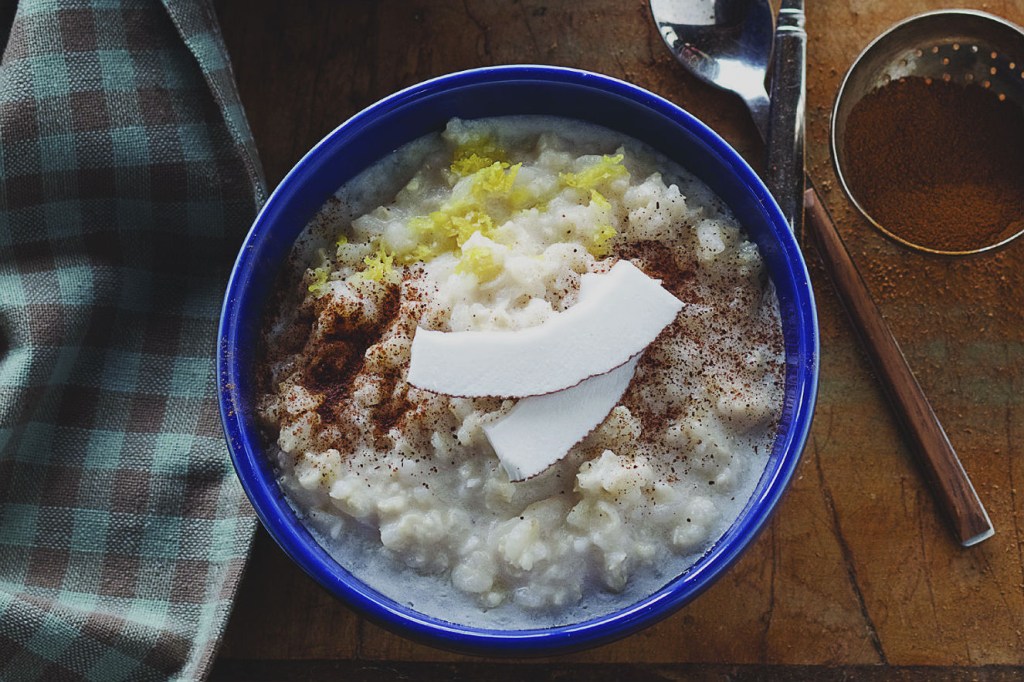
[209,1,1024,679]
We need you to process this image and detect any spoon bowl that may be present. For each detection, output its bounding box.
[651,0,774,137]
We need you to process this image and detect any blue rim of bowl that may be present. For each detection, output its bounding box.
[218,64,819,656]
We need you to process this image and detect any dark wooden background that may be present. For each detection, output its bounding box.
[209,1,1024,679]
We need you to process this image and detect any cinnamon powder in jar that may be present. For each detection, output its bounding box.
[842,77,1024,253]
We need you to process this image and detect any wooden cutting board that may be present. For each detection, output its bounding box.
[210,1,1024,678]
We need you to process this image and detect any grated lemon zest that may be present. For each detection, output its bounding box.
[401,212,454,263]
[307,248,332,295]
[452,153,505,176]
[508,185,541,212]
[560,154,628,190]
[451,211,496,247]
[450,136,507,176]
[349,243,397,283]
[471,162,521,197]
[398,160,521,263]
[455,246,502,282]
[313,147,632,289]
[589,224,618,257]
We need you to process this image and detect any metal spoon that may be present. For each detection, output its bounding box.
[651,0,773,139]
[650,0,994,546]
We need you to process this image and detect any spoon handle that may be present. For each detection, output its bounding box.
[766,0,806,236]
[803,184,994,547]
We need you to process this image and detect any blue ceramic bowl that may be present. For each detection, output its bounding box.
[218,65,818,656]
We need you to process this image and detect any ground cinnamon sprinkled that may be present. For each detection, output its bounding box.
[617,240,697,300]
[305,284,401,421]
[843,77,1024,253]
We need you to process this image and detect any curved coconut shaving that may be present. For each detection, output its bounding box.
[484,354,641,481]
[406,260,682,398]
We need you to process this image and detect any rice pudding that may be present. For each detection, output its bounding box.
[256,116,785,628]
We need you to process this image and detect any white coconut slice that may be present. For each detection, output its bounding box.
[406,260,682,397]
[484,355,641,481]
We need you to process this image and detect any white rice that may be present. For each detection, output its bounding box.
[257,116,785,629]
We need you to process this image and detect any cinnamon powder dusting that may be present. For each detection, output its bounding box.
[843,77,1024,252]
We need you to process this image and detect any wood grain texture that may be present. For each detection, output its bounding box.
[210,661,1024,681]
[804,185,994,546]
[212,0,1024,673]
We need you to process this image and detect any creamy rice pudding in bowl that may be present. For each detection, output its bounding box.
[218,66,818,654]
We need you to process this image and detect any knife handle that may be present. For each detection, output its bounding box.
[766,0,806,235]
[803,185,994,547]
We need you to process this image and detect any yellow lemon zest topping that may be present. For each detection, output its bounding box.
[560,154,628,190]
[380,147,628,271]
[397,158,520,264]
[451,153,501,176]
[471,162,521,197]
[308,266,329,294]
[349,243,398,283]
[307,248,332,295]
[406,211,458,262]
[450,136,507,176]
[451,211,496,247]
[508,186,538,211]
[589,224,618,257]
[456,246,502,282]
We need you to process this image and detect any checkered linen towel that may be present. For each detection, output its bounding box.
[0,0,265,679]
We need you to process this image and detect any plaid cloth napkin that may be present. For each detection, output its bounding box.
[0,0,264,679]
